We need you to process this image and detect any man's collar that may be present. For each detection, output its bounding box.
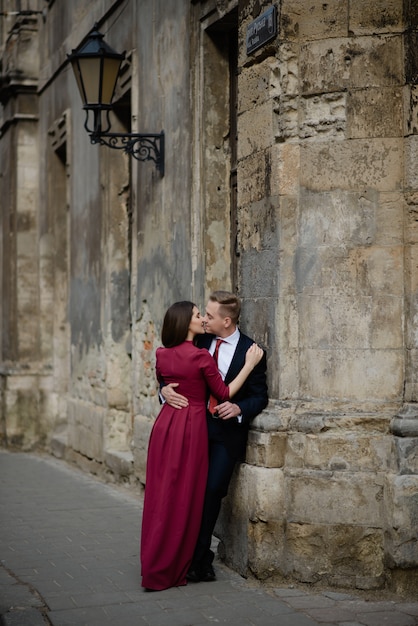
[216,327,240,344]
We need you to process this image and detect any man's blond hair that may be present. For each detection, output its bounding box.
[209,291,241,325]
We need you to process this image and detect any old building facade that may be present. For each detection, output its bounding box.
[0,0,417,594]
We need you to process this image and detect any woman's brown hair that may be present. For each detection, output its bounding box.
[161,301,195,348]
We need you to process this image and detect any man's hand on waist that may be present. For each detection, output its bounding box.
[214,401,242,422]
[161,383,189,409]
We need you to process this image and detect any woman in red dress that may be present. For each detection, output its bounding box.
[140,301,262,591]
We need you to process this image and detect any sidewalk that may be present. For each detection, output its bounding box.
[0,450,417,626]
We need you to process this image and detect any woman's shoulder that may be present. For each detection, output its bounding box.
[194,345,215,366]
[185,342,211,359]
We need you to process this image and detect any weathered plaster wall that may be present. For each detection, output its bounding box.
[131,0,195,482]
[0,6,55,448]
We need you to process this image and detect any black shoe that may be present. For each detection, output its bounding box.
[201,564,216,582]
[186,568,201,583]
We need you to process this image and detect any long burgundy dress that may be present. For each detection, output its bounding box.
[140,340,231,590]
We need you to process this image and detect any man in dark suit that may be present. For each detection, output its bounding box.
[162,291,268,582]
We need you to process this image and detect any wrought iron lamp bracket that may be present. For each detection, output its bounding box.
[83,108,164,176]
[91,131,165,175]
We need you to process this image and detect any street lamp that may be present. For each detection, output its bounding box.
[68,24,164,175]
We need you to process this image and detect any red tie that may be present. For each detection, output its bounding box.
[208,339,223,415]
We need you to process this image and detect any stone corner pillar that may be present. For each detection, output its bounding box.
[390,403,418,438]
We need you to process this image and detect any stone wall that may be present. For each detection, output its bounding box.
[216,0,418,594]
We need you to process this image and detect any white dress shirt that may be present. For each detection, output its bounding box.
[209,328,243,422]
[208,328,240,380]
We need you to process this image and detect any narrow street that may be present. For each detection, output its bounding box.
[1,450,416,626]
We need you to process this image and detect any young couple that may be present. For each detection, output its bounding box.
[140,291,268,591]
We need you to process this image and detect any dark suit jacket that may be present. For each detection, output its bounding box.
[196,331,268,460]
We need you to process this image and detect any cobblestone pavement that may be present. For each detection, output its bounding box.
[0,450,417,626]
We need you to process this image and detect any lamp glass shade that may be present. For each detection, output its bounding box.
[69,26,125,107]
[100,57,123,104]
[70,57,88,104]
[71,56,122,106]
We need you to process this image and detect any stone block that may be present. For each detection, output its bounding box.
[370,296,403,349]
[242,464,284,520]
[217,464,285,578]
[406,336,418,390]
[280,0,348,41]
[286,431,394,472]
[300,138,403,193]
[299,188,401,249]
[300,92,346,139]
[277,347,299,400]
[287,470,385,525]
[105,341,131,410]
[239,152,269,206]
[246,430,287,468]
[298,294,371,350]
[297,293,403,350]
[278,295,299,349]
[16,258,38,294]
[404,135,418,190]
[275,293,301,391]
[104,408,131,451]
[300,36,403,95]
[375,192,404,246]
[240,297,276,377]
[239,298,272,347]
[271,144,300,197]
[273,95,299,141]
[237,100,275,160]
[404,351,418,402]
[392,437,418,474]
[271,43,299,98]
[285,522,328,583]
[239,196,279,250]
[299,347,403,401]
[247,518,286,580]
[406,240,418,289]
[278,197,298,267]
[286,523,385,586]
[4,376,40,448]
[390,402,418,439]
[251,403,292,433]
[349,0,404,35]
[276,246,297,294]
[17,161,38,189]
[347,87,403,139]
[385,475,418,567]
[355,246,404,297]
[50,432,68,459]
[290,412,393,434]
[405,85,418,136]
[67,398,105,462]
[239,249,279,298]
[104,449,134,479]
[132,414,154,484]
[216,468,249,575]
[238,58,276,113]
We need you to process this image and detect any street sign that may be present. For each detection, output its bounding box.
[246,6,277,55]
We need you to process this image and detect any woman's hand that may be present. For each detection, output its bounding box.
[244,343,264,369]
